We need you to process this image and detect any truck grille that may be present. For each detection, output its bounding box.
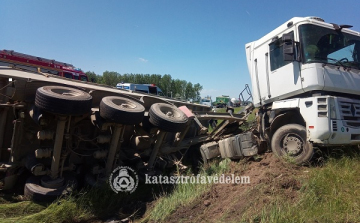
[339,99,360,128]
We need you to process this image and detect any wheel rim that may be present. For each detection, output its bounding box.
[160,107,181,119]
[281,133,304,156]
[51,88,82,97]
[112,98,137,110]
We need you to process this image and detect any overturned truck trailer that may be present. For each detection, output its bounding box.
[0,66,256,201]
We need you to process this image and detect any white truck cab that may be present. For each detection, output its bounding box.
[200,98,212,107]
[246,17,360,164]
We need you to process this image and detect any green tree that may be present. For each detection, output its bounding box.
[102,71,120,86]
[149,74,162,86]
[180,80,187,99]
[85,71,98,83]
[160,74,172,96]
[185,82,195,100]
[172,79,183,99]
[97,75,103,84]
[193,83,203,101]
[143,74,151,84]
[87,71,203,99]
[134,74,143,84]
[121,73,130,83]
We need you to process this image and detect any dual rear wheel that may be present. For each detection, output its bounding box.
[27,86,188,201]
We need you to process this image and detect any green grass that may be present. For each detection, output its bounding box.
[0,182,169,223]
[6,198,89,223]
[0,189,99,223]
[0,201,46,220]
[241,147,360,223]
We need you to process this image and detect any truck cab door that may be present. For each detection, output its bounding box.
[265,31,303,103]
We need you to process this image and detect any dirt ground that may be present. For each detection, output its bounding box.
[163,152,305,223]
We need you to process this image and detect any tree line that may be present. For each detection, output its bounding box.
[85,71,203,101]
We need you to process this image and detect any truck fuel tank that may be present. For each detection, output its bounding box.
[200,132,258,162]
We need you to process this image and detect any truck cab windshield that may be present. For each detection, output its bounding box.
[299,24,360,70]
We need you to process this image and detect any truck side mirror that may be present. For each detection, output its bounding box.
[282,34,295,61]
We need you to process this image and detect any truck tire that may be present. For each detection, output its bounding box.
[24,174,77,202]
[35,86,92,115]
[100,96,145,125]
[149,103,188,132]
[271,124,314,165]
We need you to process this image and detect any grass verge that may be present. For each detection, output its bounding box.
[0,201,46,220]
[241,147,360,223]
[0,181,172,222]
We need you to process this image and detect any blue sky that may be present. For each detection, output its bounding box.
[2,0,360,99]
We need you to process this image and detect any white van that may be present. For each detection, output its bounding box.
[200,98,212,107]
[116,83,164,96]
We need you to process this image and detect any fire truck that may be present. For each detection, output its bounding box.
[0,49,88,81]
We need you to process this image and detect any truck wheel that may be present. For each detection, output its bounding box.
[100,96,145,125]
[35,86,92,115]
[149,103,188,132]
[271,124,314,165]
[24,174,77,202]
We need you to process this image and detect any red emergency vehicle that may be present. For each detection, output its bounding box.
[0,49,88,81]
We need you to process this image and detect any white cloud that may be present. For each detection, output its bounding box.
[139,57,148,63]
